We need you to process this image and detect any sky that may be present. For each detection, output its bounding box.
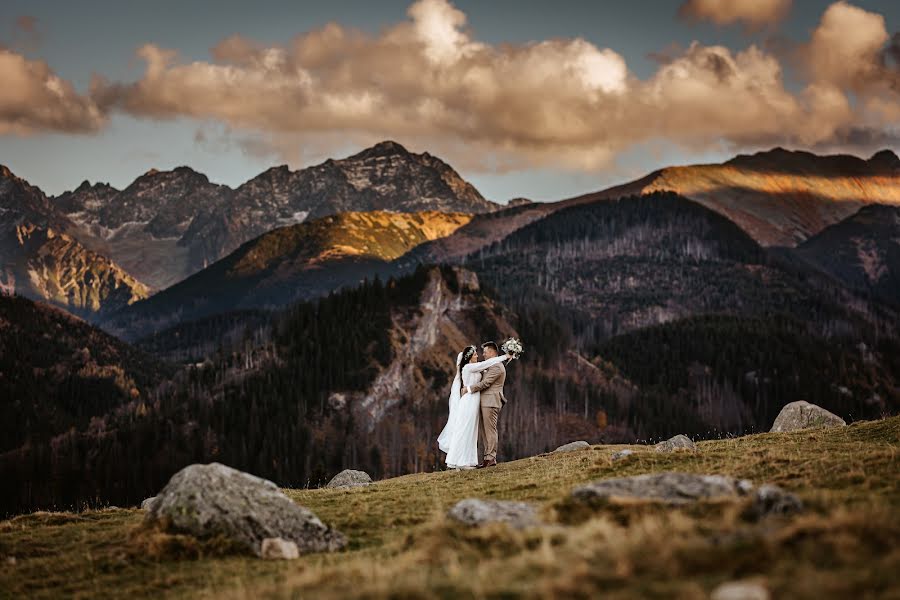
[0,0,898,202]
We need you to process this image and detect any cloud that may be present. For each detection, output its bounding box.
[678,0,791,28]
[803,2,896,88]
[3,0,896,171]
[802,1,899,120]
[96,0,890,171]
[0,48,105,135]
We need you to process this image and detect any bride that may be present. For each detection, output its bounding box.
[437,345,511,469]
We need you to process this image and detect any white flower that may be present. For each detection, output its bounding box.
[501,337,524,357]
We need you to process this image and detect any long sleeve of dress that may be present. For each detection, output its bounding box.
[461,355,507,376]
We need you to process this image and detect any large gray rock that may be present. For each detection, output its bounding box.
[447,498,540,529]
[770,401,846,432]
[140,496,157,511]
[145,463,346,556]
[654,434,696,453]
[326,469,373,489]
[553,441,590,453]
[571,472,801,517]
[573,472,749,504]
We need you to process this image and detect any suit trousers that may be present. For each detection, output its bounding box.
[480,404,501,462]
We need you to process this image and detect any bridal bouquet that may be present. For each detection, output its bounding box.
[501,337,524,359]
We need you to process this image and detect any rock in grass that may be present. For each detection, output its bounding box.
[572,472,749,504]
[711,580,770,600]
[260,537,299,560]
[553,441,590,453]
[326,469,373,489]
[448,498,539,529]
[145,463,346,557]
[571,472,801,518]
[654,434,696,453]
[611,449,634,461]
[140,496,157,511]
[770,401,846,432]
[749,484,803,518]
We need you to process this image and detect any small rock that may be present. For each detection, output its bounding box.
[750,484,803,518]
[140,497,157,511]
[5,556,15,566]
[145,462,346,556]
[654,434,696,453]
[260,537,299,560]
[711,580,770,600]
[326,469,373,489]
[447,498,539,529]
[770,401,846,432]
[611,449,634,461]
[553,441,590,453]
[572,472,752,505]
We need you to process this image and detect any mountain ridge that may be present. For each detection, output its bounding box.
[0,165,150,316]
[50,141,497,289]
[102,210,474,339]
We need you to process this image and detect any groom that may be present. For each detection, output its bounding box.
[466,341,508,468]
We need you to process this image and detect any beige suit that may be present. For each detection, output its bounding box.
[468,362,507,462]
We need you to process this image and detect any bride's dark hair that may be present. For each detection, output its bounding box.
[457,345,477,371]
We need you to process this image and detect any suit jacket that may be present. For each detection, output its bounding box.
[468,362,506,408]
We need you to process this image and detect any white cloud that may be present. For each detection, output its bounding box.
[0,48,104,134]
[678,0,792,28]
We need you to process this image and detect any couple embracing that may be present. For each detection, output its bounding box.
[437,341,516,470]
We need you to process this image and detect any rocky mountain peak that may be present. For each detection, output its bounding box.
[349,140,410,160]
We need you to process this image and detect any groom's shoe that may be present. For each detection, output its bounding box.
[479,458,497,468]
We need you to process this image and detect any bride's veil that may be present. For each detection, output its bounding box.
[437,351,463,454]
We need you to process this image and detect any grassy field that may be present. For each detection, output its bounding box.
[2,417,899,599]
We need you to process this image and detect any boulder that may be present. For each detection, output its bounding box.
[326,469,373,489]
[145,463,346,556]
[770,401,846,432]
[553,441,590,453]
[447,498,539,529]
[260,537,299,560]
[573,472,749,504]
[654,434,696,453]
[711,580,770,600]
[571,472,801,518]
[140,496,157,511]
[611,449,634,461]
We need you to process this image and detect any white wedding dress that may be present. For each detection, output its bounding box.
[437,354,508,468]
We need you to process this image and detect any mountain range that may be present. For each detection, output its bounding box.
[2,144,898,320]
[53,141,496,291]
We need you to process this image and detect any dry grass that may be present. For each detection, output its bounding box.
[2,417,899,599]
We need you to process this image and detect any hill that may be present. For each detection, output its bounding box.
[0,293,171,455]
[796,204,900,306]
[1,416,898,598]
[101,211,473,340]
[405,148,900,268]
[468,192,896,342]
[602,147,900,247]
